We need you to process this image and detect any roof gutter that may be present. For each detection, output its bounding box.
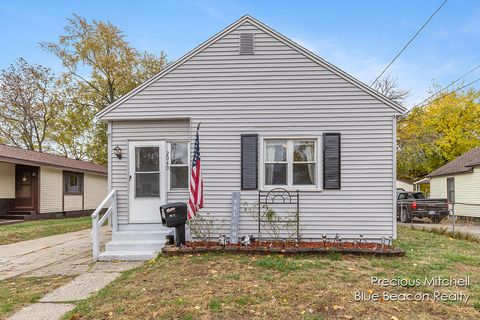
[0,156,107,175]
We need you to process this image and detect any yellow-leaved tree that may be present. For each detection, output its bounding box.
[41,15,167,165]
[397,86,480,181]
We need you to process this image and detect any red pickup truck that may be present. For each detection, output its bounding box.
[396,191,449,223]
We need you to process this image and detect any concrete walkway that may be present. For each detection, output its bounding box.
[0,227,110,280]
[1,228,143,320]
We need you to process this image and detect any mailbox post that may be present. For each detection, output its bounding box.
[160,202,188,247]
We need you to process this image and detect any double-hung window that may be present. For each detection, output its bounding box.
[169,142,189,190]
[263,139,317,188]
[64,171,83,194]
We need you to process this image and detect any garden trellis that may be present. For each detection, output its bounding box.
[257,188,300,243]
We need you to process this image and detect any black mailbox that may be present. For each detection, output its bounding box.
[160,202,188,247]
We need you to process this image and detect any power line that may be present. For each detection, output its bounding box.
[414,77,480,109]
[415,64,480,107]
[371,0,448,87]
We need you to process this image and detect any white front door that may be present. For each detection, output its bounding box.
[128,141,167,223]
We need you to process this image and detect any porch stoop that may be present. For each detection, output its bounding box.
[98,229,173,261]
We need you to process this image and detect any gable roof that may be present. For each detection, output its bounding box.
[0,144,107,174]
[96,15,406,120]
[427,147,480,178]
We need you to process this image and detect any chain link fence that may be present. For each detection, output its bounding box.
[448,202,480,234]
[406,201,480,240]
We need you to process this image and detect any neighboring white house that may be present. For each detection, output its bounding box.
[0,144,108,221]
[396,179,413,191]
[94,15,405,260]
[428,147,480,205]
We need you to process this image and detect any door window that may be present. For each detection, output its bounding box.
[135,147,160,197]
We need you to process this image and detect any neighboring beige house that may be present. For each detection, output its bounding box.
[428,147,480,204]
[396,179,413,191]
[0,144,107,221]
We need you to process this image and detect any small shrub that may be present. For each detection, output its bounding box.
[187,213,225,241]
[243,201,299,241]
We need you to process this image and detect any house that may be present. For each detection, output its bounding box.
[428,147,480,206]
[93,15,405,260]
[0,144,107,221]
[396,179,413,191]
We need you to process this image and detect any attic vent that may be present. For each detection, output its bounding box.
[239,33,254,55]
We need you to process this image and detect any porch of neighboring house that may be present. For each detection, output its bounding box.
[0,162,39,221]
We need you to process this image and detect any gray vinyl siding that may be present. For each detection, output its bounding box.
[111,119,190,225]
[108,21,397,239]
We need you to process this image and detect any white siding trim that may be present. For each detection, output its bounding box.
[392,116,397,239]
[108,121,112,193]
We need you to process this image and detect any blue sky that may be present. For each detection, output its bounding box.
[0,0,479,107]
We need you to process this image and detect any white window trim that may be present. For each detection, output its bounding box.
[259,136,322,191]
[167,141,190,192]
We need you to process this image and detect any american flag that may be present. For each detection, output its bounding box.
[188,123,204,219]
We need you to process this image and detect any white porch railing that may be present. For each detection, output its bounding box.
[91,189,118,261]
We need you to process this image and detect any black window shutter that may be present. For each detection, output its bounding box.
[323,133,341,189]
[241,134,258,190]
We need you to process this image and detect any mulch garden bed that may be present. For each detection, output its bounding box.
[162,240,405,257]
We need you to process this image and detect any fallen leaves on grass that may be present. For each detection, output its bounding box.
[63,227,480,320]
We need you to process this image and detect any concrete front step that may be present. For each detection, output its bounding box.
[105,240,166,252]
[98,251,158,261]
[112,230,171,242]
[99,228,174,261]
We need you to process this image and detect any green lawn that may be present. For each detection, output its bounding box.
[0,276,71,319]
[65,226,480,320]
[0,217,91,245]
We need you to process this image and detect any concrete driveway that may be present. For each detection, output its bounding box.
[0,227,110,280]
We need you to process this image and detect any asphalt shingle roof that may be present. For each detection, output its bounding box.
[427,147,480,178]
[0,144,107,174]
